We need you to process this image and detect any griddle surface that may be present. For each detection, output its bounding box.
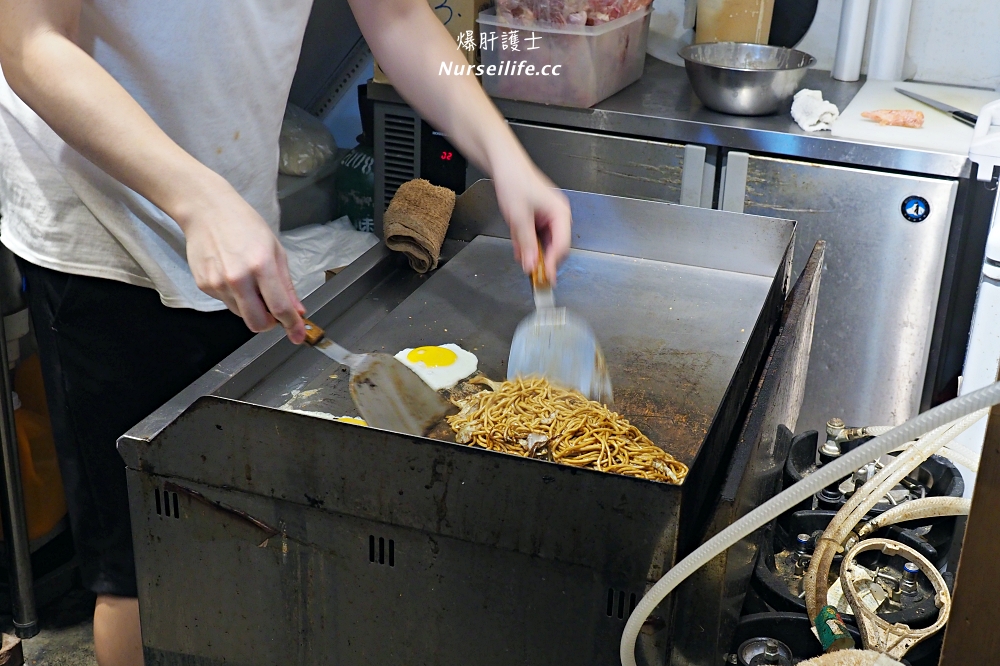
[280,236,772,466]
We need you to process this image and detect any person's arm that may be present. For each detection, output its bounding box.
[0,0,306,342]
[349,0,572,280]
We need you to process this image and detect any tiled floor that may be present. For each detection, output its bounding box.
[4,584,97,666]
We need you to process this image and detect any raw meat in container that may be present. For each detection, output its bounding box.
[496,0,652,26]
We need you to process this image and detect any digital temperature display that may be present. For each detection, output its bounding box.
[420,122,467,193]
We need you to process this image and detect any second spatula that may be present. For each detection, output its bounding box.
[506,243,613,404]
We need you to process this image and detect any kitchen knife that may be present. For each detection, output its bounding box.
[302,319,455,436]
[894,88,979,127]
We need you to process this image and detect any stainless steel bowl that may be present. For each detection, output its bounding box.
[679,42,816,116]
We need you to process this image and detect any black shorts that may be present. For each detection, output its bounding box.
[18,259,253,598]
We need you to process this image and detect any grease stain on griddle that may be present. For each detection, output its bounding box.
[611,340,720,467]
[304,494,325,509]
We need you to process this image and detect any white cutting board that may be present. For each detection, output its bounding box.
[831,80,1000,155]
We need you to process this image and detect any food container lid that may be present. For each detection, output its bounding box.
[476,6,651,36]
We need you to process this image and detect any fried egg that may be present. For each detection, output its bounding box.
[394,344,478,390]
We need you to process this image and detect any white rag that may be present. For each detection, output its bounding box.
[280,216,378,298]
[798,650,904,666]
[792,89,841,132]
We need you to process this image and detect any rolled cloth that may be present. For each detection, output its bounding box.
[383,179,455,273]
[799,651,903,666]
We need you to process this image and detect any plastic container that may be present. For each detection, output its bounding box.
[494,0,652,24]
[477,7,651,108]
[694,0,775,45]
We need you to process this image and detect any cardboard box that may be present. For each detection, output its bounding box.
[324,266,349,281]
[373,0,494,84]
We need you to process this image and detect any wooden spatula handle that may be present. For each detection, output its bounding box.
[302,318,325,346]
[531,239,550,290]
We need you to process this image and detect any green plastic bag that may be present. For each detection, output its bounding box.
[335,141,375,233]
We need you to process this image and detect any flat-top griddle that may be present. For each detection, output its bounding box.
[281,235,772,468]
[120,182,794,666]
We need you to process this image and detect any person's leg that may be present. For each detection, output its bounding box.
[94,596,142,666]
[18,259,252,666]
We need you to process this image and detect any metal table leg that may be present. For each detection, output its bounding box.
[0,301,37,638]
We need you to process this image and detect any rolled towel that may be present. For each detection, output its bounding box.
[792,89,841,132]
[383,179,456,273]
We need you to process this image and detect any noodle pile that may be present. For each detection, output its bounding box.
[447,376,688,484]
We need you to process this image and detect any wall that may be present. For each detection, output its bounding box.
[794,0,841,71]
[652,0,1000,89]
[323,59,374,149]
[906,0,1000,89]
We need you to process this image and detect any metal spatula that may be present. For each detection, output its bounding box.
[507,244,613,404]
[302,319,454,436]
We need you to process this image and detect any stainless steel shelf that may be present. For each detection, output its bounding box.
[368,57,971,179]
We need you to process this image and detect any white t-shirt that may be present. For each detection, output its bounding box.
[0,1,314,310]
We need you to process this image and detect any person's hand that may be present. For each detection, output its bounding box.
[178,180,307,343]
[492,155,572,283]
[348,0,571,279]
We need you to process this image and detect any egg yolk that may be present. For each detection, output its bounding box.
[336,416,368,426]
[406,346,458,367]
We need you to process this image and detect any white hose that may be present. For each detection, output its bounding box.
[842,413,981,529]
[856,496,971,539]
[804,409,983,623]
[938,445,981,472]
[884,415,986,472]
[619,382,1000,666]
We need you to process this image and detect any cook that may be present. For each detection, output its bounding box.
[0,1,572,664]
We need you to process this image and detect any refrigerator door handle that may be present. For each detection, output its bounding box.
[680,144,707,207]
[721,151,750,213]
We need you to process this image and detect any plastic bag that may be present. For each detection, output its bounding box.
[646,0,694,67]
[496,0,651,25]
[278,105,336,177]
[280,216,378,297]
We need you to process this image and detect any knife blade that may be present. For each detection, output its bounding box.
[894,88,979,127]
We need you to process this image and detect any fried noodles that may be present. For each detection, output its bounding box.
[447,376,688,484]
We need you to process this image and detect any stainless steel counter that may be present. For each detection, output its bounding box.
[368,57,971,179]
[370,57,993,439]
